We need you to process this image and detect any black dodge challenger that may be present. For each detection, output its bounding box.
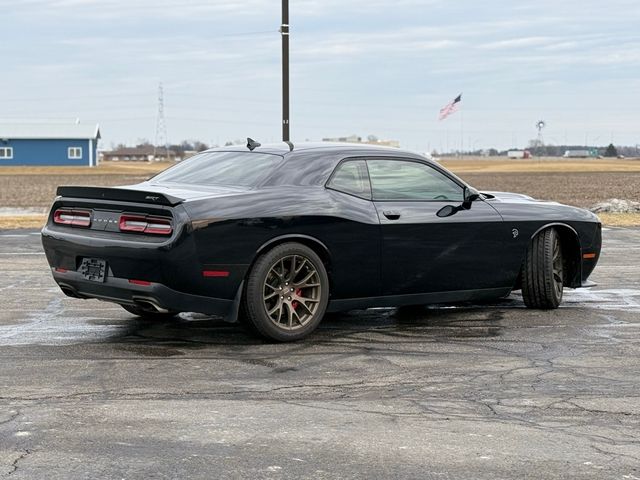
[41,142,601,341]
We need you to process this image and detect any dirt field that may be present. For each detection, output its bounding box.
[0,173,154,208]
[459,171,640,207]
[0,161,171,208]
[1,158,639,228]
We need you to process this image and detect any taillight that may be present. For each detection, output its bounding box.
[53,209,91,227]
[119,214,173,235]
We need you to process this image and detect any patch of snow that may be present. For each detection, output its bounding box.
[590,198,640,213]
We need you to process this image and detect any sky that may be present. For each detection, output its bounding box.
[1,0,639,153]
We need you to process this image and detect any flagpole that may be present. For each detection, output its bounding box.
[460,104,464,158]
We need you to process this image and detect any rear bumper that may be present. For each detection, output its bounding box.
[52,269,234,317]
[41,224,247,302]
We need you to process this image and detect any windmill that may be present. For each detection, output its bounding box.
[535,120,546,146]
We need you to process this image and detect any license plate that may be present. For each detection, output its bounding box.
[79,258,107,282]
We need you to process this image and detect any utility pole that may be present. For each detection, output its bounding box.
[281,0,290,142]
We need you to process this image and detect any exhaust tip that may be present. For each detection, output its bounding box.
[133,299,169,314]
[59,285,80,298]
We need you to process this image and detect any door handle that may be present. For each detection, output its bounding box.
[383,211,401,220]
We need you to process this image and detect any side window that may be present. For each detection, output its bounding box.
[68,147,83,159]
[327,160,372,199]
[367,159,464,201]
[0,147,13,159]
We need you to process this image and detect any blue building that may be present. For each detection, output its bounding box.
[0,123,101,167]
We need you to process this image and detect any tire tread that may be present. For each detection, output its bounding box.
[522,228,562,309]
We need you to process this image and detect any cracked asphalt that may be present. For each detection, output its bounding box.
[0,228,639,479]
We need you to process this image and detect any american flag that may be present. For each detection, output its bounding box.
[438,94,462,120]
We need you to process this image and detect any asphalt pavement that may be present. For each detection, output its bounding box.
[0,228,639,479]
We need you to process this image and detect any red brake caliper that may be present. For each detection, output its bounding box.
[292,288,302,310]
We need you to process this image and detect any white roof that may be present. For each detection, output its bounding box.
[0,122,100,140]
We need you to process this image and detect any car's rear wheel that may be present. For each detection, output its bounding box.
[522,228,564,309]
[120,304,178,321]
[244,243,329,341]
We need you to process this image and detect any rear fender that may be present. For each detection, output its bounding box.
[255,234,331,261]
[229,234,333,322]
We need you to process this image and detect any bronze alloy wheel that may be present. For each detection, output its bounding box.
[262,254,321,330]
[244,242,330,341]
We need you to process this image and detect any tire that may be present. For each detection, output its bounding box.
[522,228,564,309]
[120,304,178,321]
[243,243,329,342]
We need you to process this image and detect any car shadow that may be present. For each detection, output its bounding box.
[102,300,515,355]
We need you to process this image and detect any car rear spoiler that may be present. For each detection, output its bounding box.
[56,186,184,206]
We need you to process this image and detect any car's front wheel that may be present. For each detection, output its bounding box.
[243,243,329,341]
[522,228,564,309]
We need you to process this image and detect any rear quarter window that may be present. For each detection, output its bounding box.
[327,160,372,199]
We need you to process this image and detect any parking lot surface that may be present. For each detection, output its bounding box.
[1,228,639,479]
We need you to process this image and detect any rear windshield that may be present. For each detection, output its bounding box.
[151,151,282,187]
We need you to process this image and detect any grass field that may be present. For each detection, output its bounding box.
[0,161,172,176]
[1,158,639,228]
[441,157,640,173]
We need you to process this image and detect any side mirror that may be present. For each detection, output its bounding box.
[436,205,457,218]
[463,186,480,208]
[436,187,480,218]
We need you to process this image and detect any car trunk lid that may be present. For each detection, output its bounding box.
[58,182,247,205]
[57,186,184,206]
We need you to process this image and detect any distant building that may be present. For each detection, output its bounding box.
[100,145,177,162]
[323,134,363,144]
[322,134,400,148]
[0,122,100,167]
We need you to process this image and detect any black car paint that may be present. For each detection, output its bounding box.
[376,199,507,294]
[41,143,602,321]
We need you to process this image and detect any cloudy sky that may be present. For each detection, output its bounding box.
[2,0,639,152]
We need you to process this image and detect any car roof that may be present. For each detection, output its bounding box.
[197,141,443,188]
[203,142,425,159]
